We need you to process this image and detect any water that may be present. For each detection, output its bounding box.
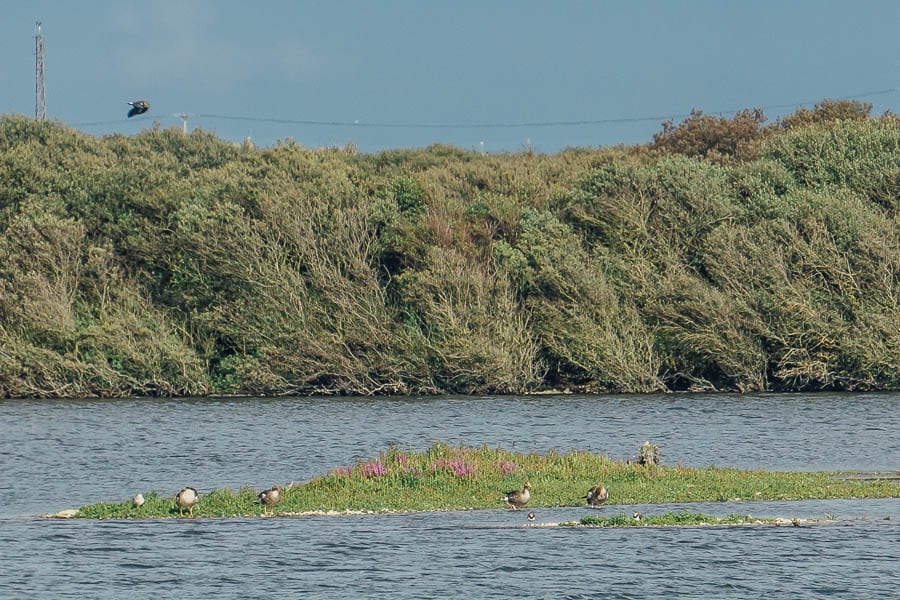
[1,392,898,598]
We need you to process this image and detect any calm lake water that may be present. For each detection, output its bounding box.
[1,392,898,598]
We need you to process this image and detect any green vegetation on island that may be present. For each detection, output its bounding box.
[71,443,900,519]
[1,100,898,398]
[572,510,781,528]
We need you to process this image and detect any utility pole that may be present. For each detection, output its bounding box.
[35,22,47,120]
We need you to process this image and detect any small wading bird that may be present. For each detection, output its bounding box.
[133,493,145,508]
[127,100,150,117]
[584,484,609,508]
[175,486,200,517]
[255,485,283,516]
[504,481,531,510]
[527,512,535,522]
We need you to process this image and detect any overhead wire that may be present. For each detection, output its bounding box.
[70,87,898,130]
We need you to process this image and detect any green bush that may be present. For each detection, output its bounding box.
[652,108,767,163]
[763,119,900,210]
[0,107,897,397]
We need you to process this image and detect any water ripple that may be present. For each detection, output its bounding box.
[1,393,899,597]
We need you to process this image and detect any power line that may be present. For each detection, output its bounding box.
[73,118,138,127]
[200,87,899,129]
[70,87,898,131]
[197,112,669,128]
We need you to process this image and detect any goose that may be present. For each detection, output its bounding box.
[504,481,531,510]
[584,484,609,507]
[127,100,150,118]
[175,487,200,517]
[255,485,283,516]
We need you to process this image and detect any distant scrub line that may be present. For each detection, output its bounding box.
[0,99,898,398]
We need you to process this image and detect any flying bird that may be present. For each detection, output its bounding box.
[503,481,532,510]
[175,486,200,517]
[127,100,150,118]
[255,485,283,516]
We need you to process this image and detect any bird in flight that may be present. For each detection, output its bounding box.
[127,100,150,118]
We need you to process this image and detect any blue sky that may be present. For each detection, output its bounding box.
[2,0,898,153]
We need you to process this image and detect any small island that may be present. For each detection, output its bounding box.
[67,443,899,523]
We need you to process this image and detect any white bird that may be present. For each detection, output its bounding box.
[133,493,145,508]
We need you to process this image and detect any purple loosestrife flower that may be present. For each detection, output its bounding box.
[497,460,518,475]
[330,465,352,478]
[362,460,387,479]
[401,465,422,478]
[431,458,476,478]
[449,459,477,478]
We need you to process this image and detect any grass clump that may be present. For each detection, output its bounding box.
[571,510,773,528]
[71,443,900,519]
[75,488,262,519]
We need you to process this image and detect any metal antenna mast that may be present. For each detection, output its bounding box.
[35,22,46,120]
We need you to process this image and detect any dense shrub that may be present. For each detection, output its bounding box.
[776,99,873,131]
[652,108,767,164]
[0,107,897,397]
[763,119,900,210]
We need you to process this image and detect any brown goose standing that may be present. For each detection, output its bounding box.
[175,486,200,517]
[504,481,532,510]
[584,484,609,507]
[255,485,283,516]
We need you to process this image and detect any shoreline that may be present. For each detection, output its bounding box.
[39,507,858,530]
